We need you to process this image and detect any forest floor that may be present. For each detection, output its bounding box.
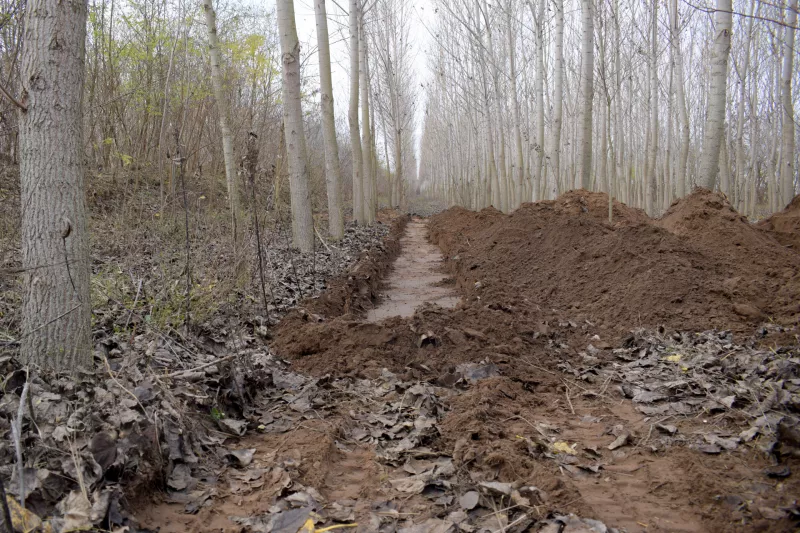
[2,183,800,533]
[135,189,800,533]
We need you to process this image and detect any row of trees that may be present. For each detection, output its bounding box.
[419,0,799,217]
[6,0,418,370]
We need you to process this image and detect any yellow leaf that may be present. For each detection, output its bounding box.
[551,441,577,455]
[6,496,55,533]
[297,518,358,533]
[665,354,682,362]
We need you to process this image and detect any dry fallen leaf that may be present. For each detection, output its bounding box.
[551,441,578,455]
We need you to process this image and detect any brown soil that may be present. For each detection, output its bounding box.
[758,194,800,253]
[366,218,460,322]
[136,190,800,533]
[430,188,800,338]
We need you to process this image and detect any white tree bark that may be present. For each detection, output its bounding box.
[719,127,731,196]
[482,0,508,211]
[780,0,797,206]
[578,0,594,190]
[202,0,240,247]
[349,0,364,224]
[526,0,546,201]
[314,0,344,239]
[646,0,658,214]
[698,0,732,190]
[734,0,756,210]
[508,7,524,209]
[671,0,689,199]
[550,0,564,195]
[277,0,315,252]
[359,12,375,224]
[19,0,91,369]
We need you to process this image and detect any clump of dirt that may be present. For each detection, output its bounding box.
[429,188,800,338]
[435,376,592,515]
[759,194,800,253]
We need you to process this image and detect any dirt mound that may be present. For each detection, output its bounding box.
[265,201,800,533]
[430,189,800,337]
[659,188,800,327]
[544,189,651,225]
[759,194,800,252]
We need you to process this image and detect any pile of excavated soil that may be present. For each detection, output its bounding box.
[276,189,799,381]
[430,188,800,337]
[215,192,800,533]
[268,192,800,532]
[758,194,800,253]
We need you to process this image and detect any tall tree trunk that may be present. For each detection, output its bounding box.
[19,0,91,370]
[698,0,732,190]
[277,0,314,252]
[349,0,364,224]
[482,0,508,211]
[613,0,625,204]
[780,0,797,206]
[551,0,564,195]
[526,0,545,201]
[508,8,524,209]
[359,12,375,224]
[314,0,344,239]
[748,84,758,218]
[578,0,594,190]
[202,0,240,249]
[720,128,731,197]
[733,0,755,209]
[665,20,674,211]
[646,0,658,214]
[671,0,689,199]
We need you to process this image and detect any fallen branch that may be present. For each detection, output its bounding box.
[314,225,333,253]
[165,354,237,378]
[521,357,557,376]
[102,355,153,424]
[124,278,143,330]
[0,83,26,112]
[11,373,29,509]
[562,380,576,415]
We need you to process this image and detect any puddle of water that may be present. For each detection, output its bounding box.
[367,219,460,322]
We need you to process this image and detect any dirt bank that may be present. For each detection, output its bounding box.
[266,190,799,533]
[131,192,799,533]
[430,189,800,339]
[758,194,800,253]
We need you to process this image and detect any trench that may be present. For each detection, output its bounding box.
[366,218,460,322]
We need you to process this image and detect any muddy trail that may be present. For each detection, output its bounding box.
[367,219,460,322]
[132,190,799,533]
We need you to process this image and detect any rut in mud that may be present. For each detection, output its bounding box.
[134,190,800,533]
[367,218,459,322]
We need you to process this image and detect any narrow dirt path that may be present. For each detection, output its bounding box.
[367,218,459,322]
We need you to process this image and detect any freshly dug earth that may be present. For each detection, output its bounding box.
[268,190,799,533]
[128,190,799,533]
[758,194,800,253]
[431,188,800,338]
